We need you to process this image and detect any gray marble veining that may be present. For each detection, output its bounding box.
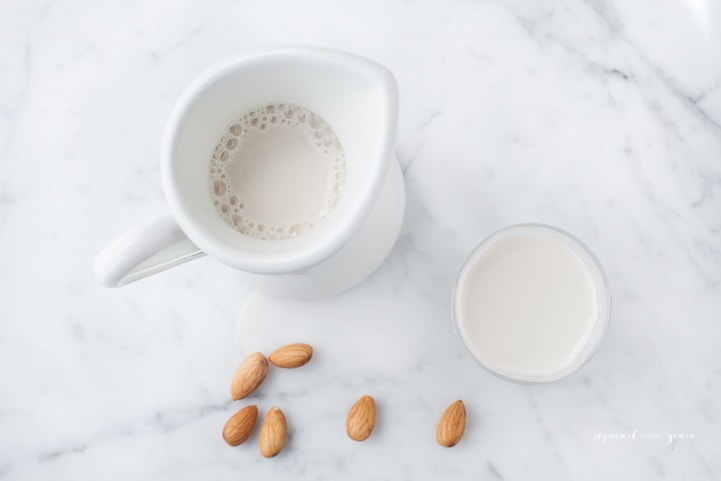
[0,0,719,479]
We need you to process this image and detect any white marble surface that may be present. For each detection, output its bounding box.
[1,0,720,479]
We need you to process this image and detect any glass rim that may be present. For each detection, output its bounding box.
[451,223,612,384]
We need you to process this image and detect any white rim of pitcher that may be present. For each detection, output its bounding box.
[161,46,399,274]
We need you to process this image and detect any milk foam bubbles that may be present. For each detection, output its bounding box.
[208,103,345,240]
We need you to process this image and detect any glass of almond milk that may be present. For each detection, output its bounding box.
[452,224,611,383]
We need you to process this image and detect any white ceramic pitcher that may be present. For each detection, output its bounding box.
[95,47,405,297]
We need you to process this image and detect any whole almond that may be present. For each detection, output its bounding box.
[268,343,313,368]
[223,405,258,446]
[346,395,376,441]
[436,400,466,447]
[259,406,287,458]
[231,352,269,400]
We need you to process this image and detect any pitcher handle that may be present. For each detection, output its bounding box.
[94,214,205,287]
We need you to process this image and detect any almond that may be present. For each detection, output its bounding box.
[436,400,466,447]
[268,343,313,368]
[259,406,287,458]
[346,395,376,441]
[223,405,258,446]
[231,352,269,400]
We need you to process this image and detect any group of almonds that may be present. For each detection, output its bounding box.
[223,343,312,457]
[223,343,468,457]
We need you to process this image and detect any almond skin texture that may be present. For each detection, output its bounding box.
[436,400,466,447]
[260,406,287,458]
[223,405,258,446]
[268,343,313,368]
[231,352,269,401]
[346,395,376,441]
